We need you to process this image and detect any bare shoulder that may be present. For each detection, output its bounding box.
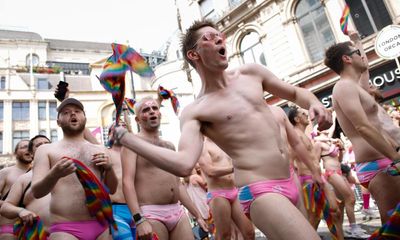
[0,166,11,177]
[332,80,359,96]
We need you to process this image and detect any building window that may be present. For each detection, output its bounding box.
[229,0,242,8]
[12,101,30,121]
[49,101,57,120]
[0,101,3,121]
[295,0,335,62]
[345,0,392,38]
[0,76,5,89]
[0,132,3,154]
[50,129,58,142]
[199,0,216,20]
[38,101,46,120]
[26,54,39,67]
[37,78,50,90]
[240,31,266,66]
[13,131,29,150]
[46,61,90,75]
[39,130,46,136]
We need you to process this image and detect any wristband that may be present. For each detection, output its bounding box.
[135,217,147,226]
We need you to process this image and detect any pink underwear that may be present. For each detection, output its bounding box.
[141,203,185,231]
[324,169,342,179]
[238,168,299,216]
[207,187,238,205]
[356,158,392,188]
[49,220,107,240]
[299,174,313,185]
[0,224,14,235]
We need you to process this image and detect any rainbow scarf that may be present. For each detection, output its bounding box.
[369,202,400,239]
[124,97,136,114]
[98,43,154,124]
[158,85,180,115]
[385,160,400,176]
[67,157,117,230]
[13,216,46,240]
[303,183,337,240]
[340,4,350,35]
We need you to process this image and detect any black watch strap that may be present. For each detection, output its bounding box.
[133,213,142,222]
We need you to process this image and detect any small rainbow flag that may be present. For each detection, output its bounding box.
[340,4,350,35]
[14,216,46,240]
[67,157,117,230]
[369,202,400,239]
[124,97,136,114]
[158,86,180,115]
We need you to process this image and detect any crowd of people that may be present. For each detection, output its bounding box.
[0,19,399,240]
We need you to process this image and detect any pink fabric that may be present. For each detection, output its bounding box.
[362,193,370,210]
[207,187,238,205]
[141,203,184,231]
[0,224,14,234]
[299,174,313,185]
[238,168,299,216]
[49,220,107,240]
[355,158,392,188]
[324,169,342,179]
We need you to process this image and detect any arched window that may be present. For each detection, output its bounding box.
[345,0,392,38]
[26,54,39,67]
[240,31,266,66]
[295,0,335,62]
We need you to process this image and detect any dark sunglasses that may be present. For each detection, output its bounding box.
[346,49,361,57]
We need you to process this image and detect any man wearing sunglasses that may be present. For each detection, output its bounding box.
[325,32,400,226]
[114,20,332,240]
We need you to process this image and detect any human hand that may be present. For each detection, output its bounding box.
[309,104,332,131]
[18,209,37,225]
[136,220,153,240]
[51,157,76,179]
[92,153,112,170]
[312,172,325,188]
[113,126,129,145]
[348,30,361,42]
[196,217,209,233]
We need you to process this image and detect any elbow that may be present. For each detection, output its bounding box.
[31,185,45,199]
[177,166,193,178]
[355,124,371,136]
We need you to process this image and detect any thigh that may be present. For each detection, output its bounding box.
[369,172,400,223]
[97,228,112,240]
[230,199,254,236]
[148,220,169,240]
[209,197,232,233]
[250,193,320,240]
[169,213,194,240]
[329,174,353,199]
[323,182,339,210]
[50,232,79,240]
[0,234,15,240]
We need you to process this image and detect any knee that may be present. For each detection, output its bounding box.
[346,194,356,205]
[330,207,342,222]
[242,228,255,240]
[219,230,231,240]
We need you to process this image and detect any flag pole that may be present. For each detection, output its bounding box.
[127,40,139,132]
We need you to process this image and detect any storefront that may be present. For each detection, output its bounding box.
[315,60,400,108]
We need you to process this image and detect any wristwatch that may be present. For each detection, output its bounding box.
[133,213,142,222]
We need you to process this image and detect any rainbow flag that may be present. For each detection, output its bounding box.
[369,202,400,239]
[67,157,117,230]
[13,216,47,240]
[158,86,180,115]
[340,4,350,35]
[124,97,136,114]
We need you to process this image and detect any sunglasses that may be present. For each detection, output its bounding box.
[346,49,361,57]
[192,32,226,49]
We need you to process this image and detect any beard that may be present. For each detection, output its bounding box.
[61,120,86,137]
[16,153,33,165]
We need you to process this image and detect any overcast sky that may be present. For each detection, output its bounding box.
[0,0,178,52]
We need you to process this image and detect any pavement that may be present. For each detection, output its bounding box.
[253,205,382,240]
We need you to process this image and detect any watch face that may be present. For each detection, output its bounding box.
[133,213,142,222]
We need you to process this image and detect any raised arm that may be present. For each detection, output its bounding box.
[348,31,370,90]
[252,64,331,130]
[115,109,204,177]
[334,82,400,161]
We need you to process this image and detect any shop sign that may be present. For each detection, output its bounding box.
[375,25,400,59]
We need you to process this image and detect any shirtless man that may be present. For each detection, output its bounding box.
[198,137,254,240]
[121,97,208,240]
[114,20,331,240]
[325,39,400,224]
[0,139,32,239]
[0,135,51,235]
[108,122,136,240]
[31,98,118,239]
[288,107,349,240]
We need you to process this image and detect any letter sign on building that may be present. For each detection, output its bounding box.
[375,25,400,59]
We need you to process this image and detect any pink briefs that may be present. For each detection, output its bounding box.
[0,224,14,235]
[299,174,313,185]
[355,158,392,188]
[324,169,342,179]
[238,168,299,216]
[141,203,185,231]
[49,220,107,240]
[207,187,238,205]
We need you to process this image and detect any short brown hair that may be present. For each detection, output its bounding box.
[181,20,217,68]
[324,41,352,74]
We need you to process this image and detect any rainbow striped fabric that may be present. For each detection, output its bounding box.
[98,43,154,124]
[124,97,136,114]
[158,86,180,115]
[68,157,117,230]
[340,4,350,35]
[13,216,46,240]
[303,183,337,240]
[369,202,400,239]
